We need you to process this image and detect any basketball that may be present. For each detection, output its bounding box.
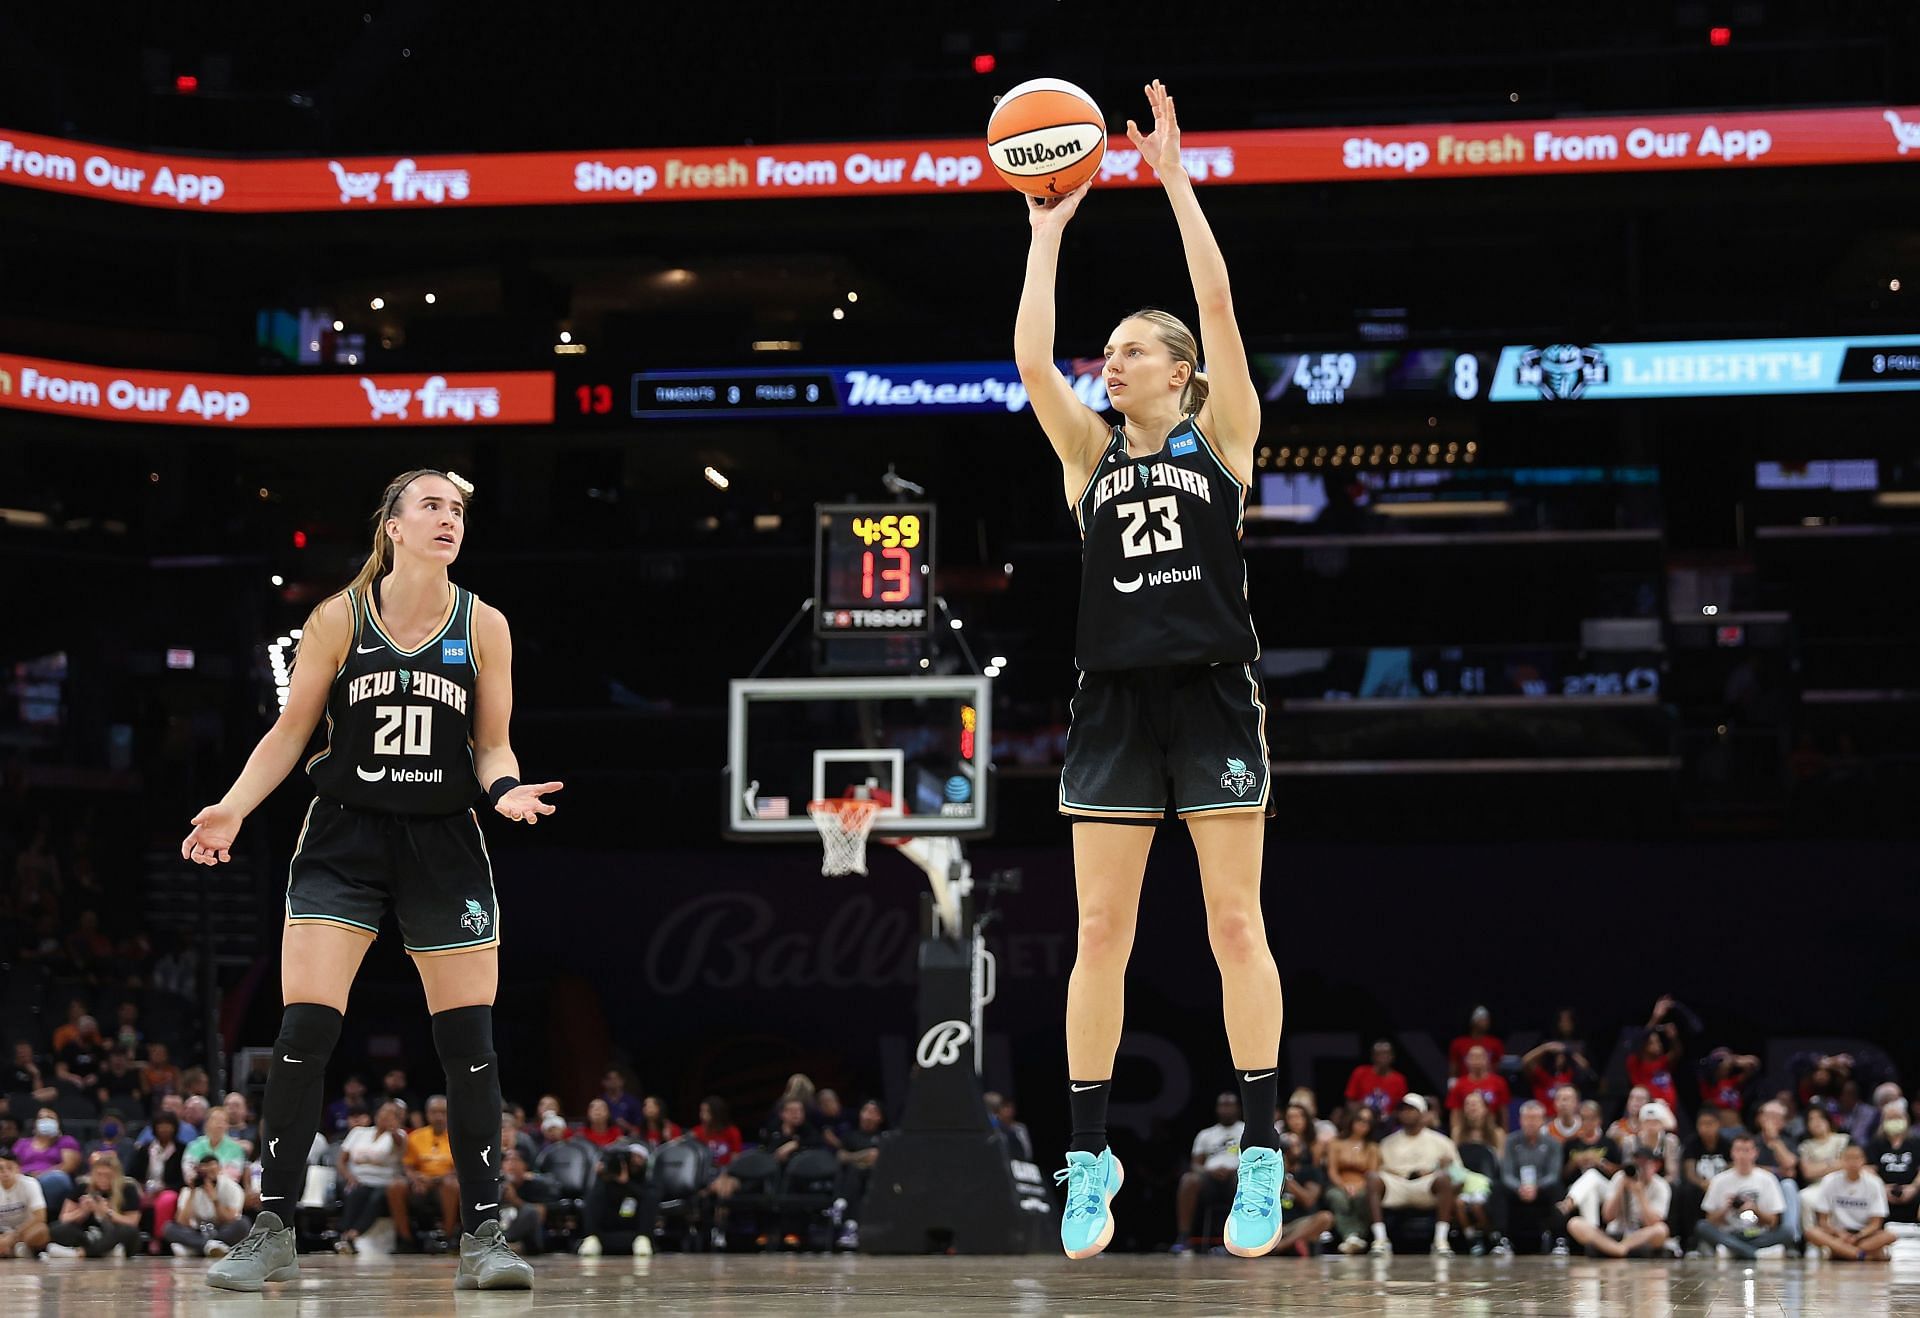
[987,77,1107,198]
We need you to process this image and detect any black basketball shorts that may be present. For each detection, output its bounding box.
[1059,662,1274,822]
[284,797,500,955]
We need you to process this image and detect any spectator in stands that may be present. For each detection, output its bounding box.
[380,1069,422,1127]
[1276,1131,1332,1254]
[178,1066,211,1102]
[1617,1102,1682,1185]
[1344,1041,1409,1121]
[1798,1104,1850,1183]
[53,1015,106,1097]
[1173,1091,1243,1253]
[1607,1087,1652,1149]
[138,1094,193,1146]
[499,1109,535,1164]
[183,1108,247,1181]
[96,1052,144,1117]
[1546,1086,1582,1143]
[1325,1105,1379,1254]
[1450,1091,1503,1253]
[44,1150,139,1259]
[1673,1107,1735,1249]
[1501,1100,1563,1254]
[13,1107,81,1217]
[1626,1020,1683,1113]
[1793,1053,1853,1115]
[576,1144,653,1258]
[1561,1101,1619,1191]
[995,1096,1033,1163]
[7,1041,57,1106]
[1751,1101,1801,1228]
[48,1002,87,1056]
[128,1112,185,1249]
[324,1076,368,1139]
[576,1100,624,1149]
[222,1091,258,1159]
[834,1099,887,1250]
[815,1089,850,1149]
[334,1100,404,1254]
[110,1004,142,1056]
[140,1042,179,1100]
[162,1153,248,1258]
[1866,1098,1919,1223]
[1853,1082,1902,1146]
[538,1111,569,1153]
[1289,1087,1337,1152]
[600,1069,643,1135]
[498,1147,555,1255]
[388,1094,459,1249]
[0,1147,51,1258]
[1364,1095,1458,1257]
[1448,1007,1503,1078]
[1804,1143,1895,1261]
[88,1110,133,1170]
[1563,1144,1671,1259]
[1281,1104,1321,1165]
[623,1096,673,1152]
[690,1097,742,1171]
[1541,1010,1596,1083]
[1695,1134,1792,1259]
[773,1074,818,1127]
[760,1098,824,1167]
[0,1118,15,1153]
[151,933,197,1000]
[1455,1091,1505,1160]
[1447,1047,1511,1141]
[1698,1049,1761,1124]
[1520,1043,1587,1107]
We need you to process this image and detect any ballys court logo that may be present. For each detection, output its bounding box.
[915,1019,973,1068]
[1515,344,1609,400]
[459,899,491,937]
[1221,757,1257,798]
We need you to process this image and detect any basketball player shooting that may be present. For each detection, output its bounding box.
[179,469,560,1291]
[1013,81,1284,1260]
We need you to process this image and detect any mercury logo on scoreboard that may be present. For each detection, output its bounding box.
[814,503,936,637]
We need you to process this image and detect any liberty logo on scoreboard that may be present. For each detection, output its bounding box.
[1514,344,1609,400]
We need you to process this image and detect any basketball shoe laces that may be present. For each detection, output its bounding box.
[1053,1159,1104,1221]
[1235,1152,1281,1220]
[226,1222,275,1261]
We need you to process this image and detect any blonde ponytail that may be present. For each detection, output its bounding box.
[1123,307,1208,414]
[342,468,475,600]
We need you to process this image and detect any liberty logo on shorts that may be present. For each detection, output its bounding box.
[459,899,491,936]
[1221,756,1257,798]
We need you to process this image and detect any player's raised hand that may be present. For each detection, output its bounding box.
[1028,179,1091,232]
[1125,79,1182,178]
[181,803,242,865]
[495,780,563,825]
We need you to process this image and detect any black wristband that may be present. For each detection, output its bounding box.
[487,776,521,807]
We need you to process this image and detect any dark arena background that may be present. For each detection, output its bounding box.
[3,4,1920,1313]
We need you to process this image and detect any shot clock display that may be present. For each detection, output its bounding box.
[814,503,935,636]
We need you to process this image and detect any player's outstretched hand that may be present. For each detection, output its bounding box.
[1125,78,1182,178]
[181,804,242,865]
[1028,180,1091,232]
[496,781,563,825]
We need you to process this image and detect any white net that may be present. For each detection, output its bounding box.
[808,798,881,876]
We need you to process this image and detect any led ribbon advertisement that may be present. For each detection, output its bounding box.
[1487,335,1920,401]
[0,104,1914,212]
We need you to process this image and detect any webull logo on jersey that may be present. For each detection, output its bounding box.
[1112,565,1202,593]
[345,667,469,715]
[1221,757,1258,798]
[1091,460,1216,517]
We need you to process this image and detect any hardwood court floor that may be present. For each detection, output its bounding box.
[6,1252,1920,1315]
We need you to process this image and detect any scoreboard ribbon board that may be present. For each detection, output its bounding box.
[814,503,935,636]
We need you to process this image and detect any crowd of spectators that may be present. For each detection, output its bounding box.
[1171,1001,1909,1263]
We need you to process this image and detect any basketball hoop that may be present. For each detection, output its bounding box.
[808,797,881,876]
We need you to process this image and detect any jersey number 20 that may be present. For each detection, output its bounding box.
[372,705,432,756]
[1116,496,1184,559]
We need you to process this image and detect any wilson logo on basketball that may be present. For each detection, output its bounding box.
[990,125,1101,176]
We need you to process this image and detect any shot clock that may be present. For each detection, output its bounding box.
[814,503,935,636]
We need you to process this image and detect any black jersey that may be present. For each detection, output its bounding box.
[306,582,482,816]
[1073,417,1260,671]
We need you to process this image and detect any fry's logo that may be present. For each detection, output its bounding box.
[359,376,502,422]
[329,158,472,205]
[1888,111,1920,155]
[0,369,10,396]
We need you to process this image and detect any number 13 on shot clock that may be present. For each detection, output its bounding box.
[815,503,936,636]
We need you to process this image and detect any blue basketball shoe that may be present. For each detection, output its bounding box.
[1055,1148,1124,1259]
[1223,1146,1285,1257]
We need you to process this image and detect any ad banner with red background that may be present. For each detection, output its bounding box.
[0,352,553,428]
[0,105,1914,213]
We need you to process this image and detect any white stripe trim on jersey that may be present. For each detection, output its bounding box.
[1072,430,1122,537]
[283,799,379,934]
[404,809,500,954]
[363,581,461,657]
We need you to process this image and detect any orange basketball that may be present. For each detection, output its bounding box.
[986,78,1106,198]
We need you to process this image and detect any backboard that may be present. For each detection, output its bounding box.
[726,675,992,839]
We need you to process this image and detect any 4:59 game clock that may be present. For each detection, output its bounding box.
[814,503,935,636]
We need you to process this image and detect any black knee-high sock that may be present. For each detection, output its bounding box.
[1068,1079,1112,1155]
[259,1002,343,1207]
[432,1005,503,1236]
[1237,1068,1280,1151]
